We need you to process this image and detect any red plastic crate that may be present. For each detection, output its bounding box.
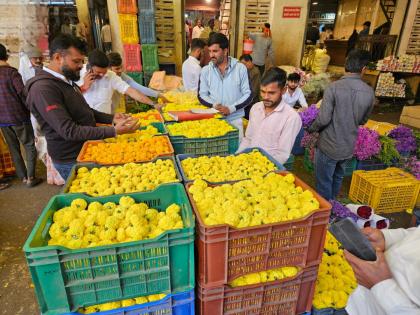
[197,265,319,315]
[117,0,138,14]
[123,44,142,72]
[185,171,331,288]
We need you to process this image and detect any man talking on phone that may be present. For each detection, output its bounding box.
[26,34,139,180]
[344,226,420,315]
[78,49,157,114]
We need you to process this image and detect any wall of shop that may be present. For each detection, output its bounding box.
[397,0,420,55]
[269,1,309,67]
[106,0,123,56]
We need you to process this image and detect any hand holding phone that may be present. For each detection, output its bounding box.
[329,218,377,261]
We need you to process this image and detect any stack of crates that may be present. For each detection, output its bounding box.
[138,0,159,87]
[118,0,143,86]
[186,171,331,315]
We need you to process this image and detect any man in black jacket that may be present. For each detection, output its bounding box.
[26,34,138,180]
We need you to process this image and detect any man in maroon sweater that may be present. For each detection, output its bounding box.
[0,44,42,188]
[26,34,139,180]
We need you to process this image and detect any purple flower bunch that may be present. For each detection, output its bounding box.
[353,127,381,160]
[300,131,318,149]
[404,157,420,180]
[329,200,358,222]
[388,125,417,155]
[299,104,319,127]
[330,200,358,222]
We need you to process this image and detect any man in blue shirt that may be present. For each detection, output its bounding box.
[198,33,252,139]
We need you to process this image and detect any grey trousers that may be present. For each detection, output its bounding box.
[1,124,37,180]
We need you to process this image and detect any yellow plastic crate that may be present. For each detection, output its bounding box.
[349,168,420,213]
[118,14,139,44]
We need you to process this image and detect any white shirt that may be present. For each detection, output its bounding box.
[77,65,129,114]
[192,26,204,39]
[282,87,308,108]
[182,55,202,91]
[18,53,35,85]
[101,24,112,43]
[346,227,420,315]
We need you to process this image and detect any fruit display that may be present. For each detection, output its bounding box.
[67,160,178,196]
[376,54,420,73]
[104,125,159,143]
[167,118,235,138]
[229,266,300,287]
[188,172,320,227]
[131,110,163,125]
[180,149,278,182]
[79,293,167,314]
[312,232,357,310]
[78,136,173,164]
[47,196,184,249]
[375,72,405,98]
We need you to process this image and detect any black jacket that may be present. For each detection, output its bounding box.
[25,69,115,163]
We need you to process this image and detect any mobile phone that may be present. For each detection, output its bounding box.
[86,63,92,72]
[329,217,377,261]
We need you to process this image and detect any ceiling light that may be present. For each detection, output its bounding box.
[205,0,212,3]
[312,2,318,4]
[185,13,188,18]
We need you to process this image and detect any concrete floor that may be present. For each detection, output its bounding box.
[0,111,413,315]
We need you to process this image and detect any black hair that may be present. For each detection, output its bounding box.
[191,38,206,51]
[107,52,122,67]
[312,21,318,26]
[345,49,371,73]
[49,33,87,58]
[363,21,371,27]
[88,49,110,68]
[104,18,110,24]
[208,32,229,49]
[0,43,8,61]
[261,68,287,88]
[239,54,252,62]
[287,72,301,82]
[264,23,270,29]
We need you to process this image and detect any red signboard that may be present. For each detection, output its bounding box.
[283,6,301,18]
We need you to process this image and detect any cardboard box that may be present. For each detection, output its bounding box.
[364,119,396,135]
[400,105,420,129]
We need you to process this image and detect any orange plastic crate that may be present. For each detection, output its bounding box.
[118,14,139,44]
[123,44,142,71]
[197,265,318,315]
[117,0,138,14]
[349,168,420,213]
[185,171,331,288]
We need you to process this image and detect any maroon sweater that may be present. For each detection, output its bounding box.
[25,69,116,163]
[0,65,30,125]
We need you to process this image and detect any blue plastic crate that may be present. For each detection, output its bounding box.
[138,11,156,44]
[65,289,195,315]
[356,158,387,171]
[312,307,347,315]
[176,147,285,184]
[137,0,155,12]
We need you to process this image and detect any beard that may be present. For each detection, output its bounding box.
[62,65,81,81]
[211,55,224,65]
[263,98,281,108]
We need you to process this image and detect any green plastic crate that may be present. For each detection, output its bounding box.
[167,121,239,156]
[144,72,153,87]
[141,44,159,73]
[284,154,295,171]
[23,184,195,315]
[126,71,143,84]
[146,121,168,134]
